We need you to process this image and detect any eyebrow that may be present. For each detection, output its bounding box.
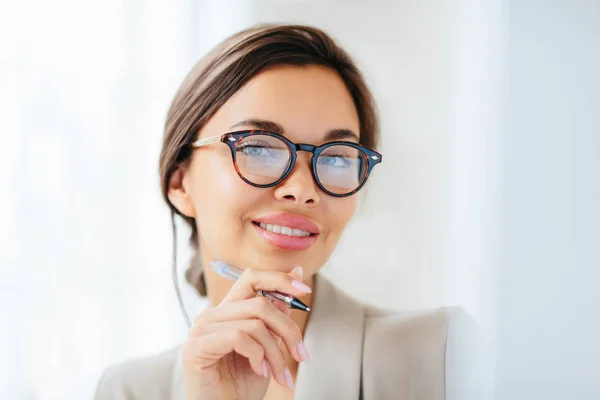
[229,118,360,142]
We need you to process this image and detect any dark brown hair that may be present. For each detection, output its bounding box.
[159,23,380,303]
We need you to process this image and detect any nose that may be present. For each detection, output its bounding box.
[273,153,321,206]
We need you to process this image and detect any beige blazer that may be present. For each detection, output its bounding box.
[95,274,481,399]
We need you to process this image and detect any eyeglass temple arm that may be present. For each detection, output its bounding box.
[191,135,221,148]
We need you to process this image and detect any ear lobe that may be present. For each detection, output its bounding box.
[167,168,196,218]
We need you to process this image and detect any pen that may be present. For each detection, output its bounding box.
[209,260,311,312]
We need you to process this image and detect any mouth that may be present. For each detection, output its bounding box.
[251,213,320,251]
[252,222,317,238]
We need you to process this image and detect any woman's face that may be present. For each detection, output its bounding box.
[174,65,360,279]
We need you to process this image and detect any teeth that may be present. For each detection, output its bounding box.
[258,223,311,237]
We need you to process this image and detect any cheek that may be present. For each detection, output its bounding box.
[188,153,260,237]
[325,197,358,234]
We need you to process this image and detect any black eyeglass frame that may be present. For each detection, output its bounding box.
[191,129,382,197]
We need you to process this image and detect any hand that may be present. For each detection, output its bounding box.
[182,267,311,400]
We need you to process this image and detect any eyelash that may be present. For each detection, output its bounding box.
[237,140,269,148]
[322,153,348,157]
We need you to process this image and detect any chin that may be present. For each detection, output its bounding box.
[254,251,324,278]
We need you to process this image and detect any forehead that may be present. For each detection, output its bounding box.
[203,65,360,143]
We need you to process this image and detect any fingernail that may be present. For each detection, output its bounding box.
[262,360,269,377]
[291,266,303,279]
[284,367,295,389]
[297,341,310,362]
[292,280,312,293]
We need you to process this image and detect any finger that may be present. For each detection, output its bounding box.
[194,297,305,363]
[289,265,303,282]
[273,266,304,315]
[191,319,289,386]
[182,330,265,378]
[221,268,311,305]
[269,295,292,315]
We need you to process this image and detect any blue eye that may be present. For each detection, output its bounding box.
[237,141,272,157]
[242,146,269,157]
[318,155,350,168]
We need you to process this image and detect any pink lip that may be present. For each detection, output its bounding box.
[254,213,321,234]
[252,212,321,251]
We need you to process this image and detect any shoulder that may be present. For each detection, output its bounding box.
[94,346,181,400]
[362,305,477,346]
[361,305,469,368]
[361,306,482,400]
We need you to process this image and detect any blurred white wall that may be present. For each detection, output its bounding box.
[0,0,198,398]
[495,1,600,399]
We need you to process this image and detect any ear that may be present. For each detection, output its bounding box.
[167,167,197,218]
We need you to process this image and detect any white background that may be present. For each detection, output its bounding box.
[496,1,600,398]
[1,0,598,399]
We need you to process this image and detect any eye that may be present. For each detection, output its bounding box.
[237,141,273,157]
[318,154,351,168]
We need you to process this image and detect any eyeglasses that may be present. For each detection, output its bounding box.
[191,130,382,197]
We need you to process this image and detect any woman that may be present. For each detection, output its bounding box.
[95,24,476,400]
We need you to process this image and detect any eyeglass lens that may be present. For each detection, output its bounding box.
[234,134,368,195]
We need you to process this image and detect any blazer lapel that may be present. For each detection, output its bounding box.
[169,274,366,400]
[294,274,365,400]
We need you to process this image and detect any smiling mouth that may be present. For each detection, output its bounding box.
[252,222,318,237]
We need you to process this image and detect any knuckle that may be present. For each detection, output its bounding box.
[231,329,246,344]
[188,325,201,338]
[248,319,265,334]
[189,313,210,337]
[241,268,257,281]
[192,309,210,326]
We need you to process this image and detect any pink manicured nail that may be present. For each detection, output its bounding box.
[291,266,303,279]
[292,280,312,293]
[284,367,295,389]
[262,360,269,377]
[297,341,310,362]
